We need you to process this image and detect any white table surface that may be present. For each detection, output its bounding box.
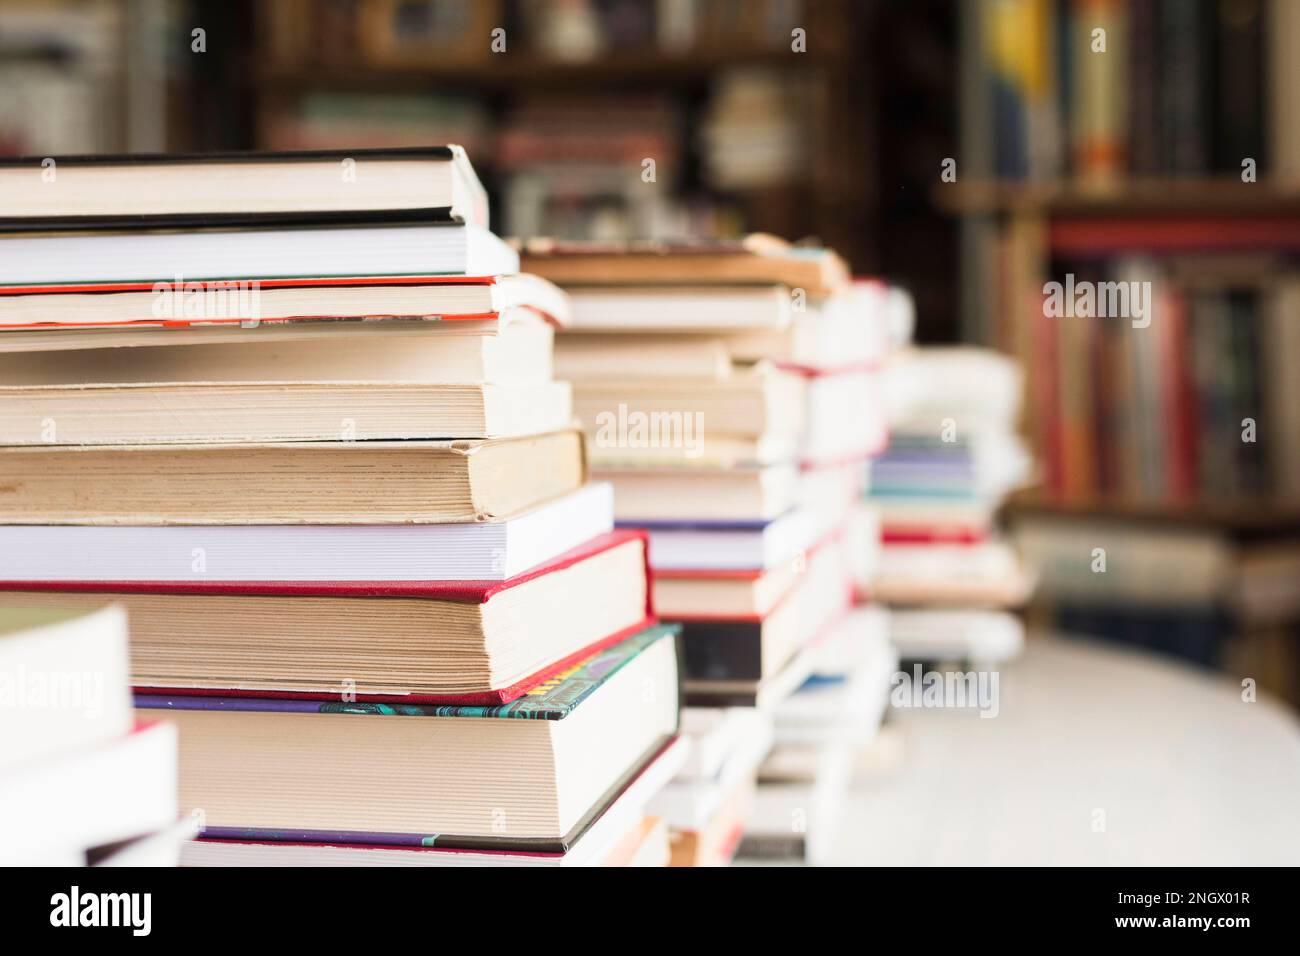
[830,634,1300,865]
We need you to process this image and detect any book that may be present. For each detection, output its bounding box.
[738,742,854,866]
[800,368,888,464]
[556,334,732,382]
[649,711,771,832]
[518,234,850,298]
[638,508,820,573]
[90,816,201,867]
[873,540,1036,608]
[0,221,519,286]
[653,563,803,619]
[678,541,851,699]
[0,721,178,866]
[135,625,681,852]
[0,380,573,444]
[666,777,753,867]
[1012,516,1233,606]
[177,736,687,867]
[772,608,897,747]
[0,272,570,332]
[1265,281,1300,497]
[726,278,893,370]
[765,610,894,761]
[573,366,806,444]
[887,609,1026,663]
[600,816,671,868]
[0,430,587,524]
[594,462,799,523]
[0,483,612,583]
[0,146,488,227]
[0,308,557,386]
[0,530,651,703]
[0,604,132,773]
[563,285,793,332]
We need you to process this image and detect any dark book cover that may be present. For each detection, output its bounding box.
[678,619,764,682]
[1188,290,1234,497]
[1058,603,1226,668]
[1229,288,1266,495]
[1212,0,1265,173]
[1127,0,1162,174]
[0,206,465,233]
[1157,0,1211,174]
[0,145,457,167]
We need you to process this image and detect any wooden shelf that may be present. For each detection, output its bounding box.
[258,49,826,92]
[935,178,1300,216]
[1003,493,1300,531]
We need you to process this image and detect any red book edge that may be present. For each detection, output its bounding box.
[666,532,851,625]
[881,527,988,545]
[652,567,764,580]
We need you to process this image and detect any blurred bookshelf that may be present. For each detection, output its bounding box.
[0,0,962,337]
[953,0,1300,697]
[237,0,882,271]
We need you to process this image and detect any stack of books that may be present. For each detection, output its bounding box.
[864,346,1035,665]
[0,145,684,867]
[522,236,893,865]
[737,607,896,866]
[0,605,182,865]
[648,706,774,866]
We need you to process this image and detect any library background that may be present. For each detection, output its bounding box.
[1,0,1299,868]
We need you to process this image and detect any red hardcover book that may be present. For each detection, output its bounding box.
[0,529,653,706]
[1159,285,1198,500]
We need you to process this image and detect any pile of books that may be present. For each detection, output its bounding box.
[0,145,684,867]
[0,605,182,865]
[865,345,1035,665]
[522,236,894,865]
[737,606,897,865]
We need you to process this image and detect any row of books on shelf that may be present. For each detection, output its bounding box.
[262,81,805,241]
[0,143,939,865]
[262,0,809,70]
[1026,263,1300,505]
[970,0,1299,181]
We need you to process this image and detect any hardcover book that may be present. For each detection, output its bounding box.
[179,736,688,868]
[0,430,587,524]
[0,527,652,704]
[135,624,682,853]
[0,145,489,228]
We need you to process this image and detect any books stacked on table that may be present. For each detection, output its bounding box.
[648,706,773,867]
[0,146,683,867]
[863,346,1035,666]
[737,607,896,866]
[0,605,182,865]
[522,236,893,864]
